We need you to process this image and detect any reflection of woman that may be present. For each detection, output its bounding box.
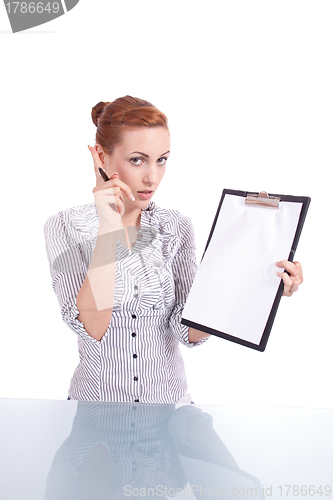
[45,402,243,500]
[44,96,303,403]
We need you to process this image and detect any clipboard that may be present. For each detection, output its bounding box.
[181,189,311,351]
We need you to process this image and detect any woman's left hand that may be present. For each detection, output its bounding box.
[276,260,303,297]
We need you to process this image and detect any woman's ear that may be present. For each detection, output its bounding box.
[95,143,106,165]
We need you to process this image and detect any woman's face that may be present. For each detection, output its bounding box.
[99,126,170,210]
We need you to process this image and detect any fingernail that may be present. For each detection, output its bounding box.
[131,194,135,201]
[111,172,118,178]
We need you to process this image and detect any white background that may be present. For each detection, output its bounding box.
[0,0,332,408]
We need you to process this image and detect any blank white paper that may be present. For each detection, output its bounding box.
[182,194,302,345]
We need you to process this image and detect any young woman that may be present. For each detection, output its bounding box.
[44,96,303,403]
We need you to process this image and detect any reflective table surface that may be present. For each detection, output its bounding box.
[0,399,332,500]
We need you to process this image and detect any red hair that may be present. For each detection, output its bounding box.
[91,96,169,155]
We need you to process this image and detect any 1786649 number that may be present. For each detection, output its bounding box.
[277,485,331,496]
[5,2,60,13]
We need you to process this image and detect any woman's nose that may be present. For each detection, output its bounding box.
[143,166,158,185]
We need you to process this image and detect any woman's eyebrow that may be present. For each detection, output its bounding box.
[130,151,149,158]
[130,150,170,158]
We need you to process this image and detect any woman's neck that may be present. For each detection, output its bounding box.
[121,208,141,229]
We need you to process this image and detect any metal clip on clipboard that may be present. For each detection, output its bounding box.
[245,191,280,208]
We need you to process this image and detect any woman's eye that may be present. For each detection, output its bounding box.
[130,158,143,166]
[157,157,167,165]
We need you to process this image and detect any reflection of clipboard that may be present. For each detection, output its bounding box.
[181,189,311,351]
[179,455,265,500]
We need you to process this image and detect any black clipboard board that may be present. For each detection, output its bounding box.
[181,189,311,351]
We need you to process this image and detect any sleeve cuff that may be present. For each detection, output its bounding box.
[169,303,209,348]
[62,300,100,343]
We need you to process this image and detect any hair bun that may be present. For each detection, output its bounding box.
[91,101,110,127]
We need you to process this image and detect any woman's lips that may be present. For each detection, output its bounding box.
[136,191,154,200]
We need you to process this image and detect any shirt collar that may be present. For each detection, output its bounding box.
[141,201,156,213]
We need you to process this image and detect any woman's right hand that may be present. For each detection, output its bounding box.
[88,145,134,232]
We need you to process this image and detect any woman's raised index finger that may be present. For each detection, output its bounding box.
[111,176,136,201]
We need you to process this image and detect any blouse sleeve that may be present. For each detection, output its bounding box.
[168,213,209,348]
[44,211,96,342]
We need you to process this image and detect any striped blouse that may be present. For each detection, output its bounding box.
[44,201,208,403]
